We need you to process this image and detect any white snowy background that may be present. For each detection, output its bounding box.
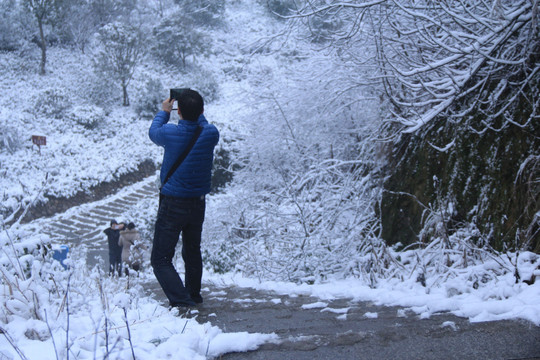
[1,1,538,359]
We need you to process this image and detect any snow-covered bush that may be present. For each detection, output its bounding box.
[0,124,22,154]
[212,141,236,191]
[66,105,105,130]
[0,227,52,321]
[36,88,71,120]
[135,78,163,119]
[204,152,382,283]
[202,241,239,274]
[86,71,118,111]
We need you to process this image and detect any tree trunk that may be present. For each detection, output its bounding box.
[122,83,129,106]
[38,16,46,75]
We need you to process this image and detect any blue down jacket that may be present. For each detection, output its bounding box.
[149,111,219,197]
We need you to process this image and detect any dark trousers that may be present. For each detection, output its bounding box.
[151,195,205,307]
[109,251,122,276]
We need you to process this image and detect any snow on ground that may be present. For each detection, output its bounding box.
[1,262,538,359]
[206,265,540,326]
[0,230,279,360]
[2,288,278,360]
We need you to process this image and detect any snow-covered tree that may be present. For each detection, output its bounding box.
[379,1,537,134]
[93,22,144,106]
[57,0,97,53]
[0,0,26,51]
[151,11,208,69]
[22,0,62,75]
[287,0,538,134]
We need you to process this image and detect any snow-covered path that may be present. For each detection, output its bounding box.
[26,175,159,268]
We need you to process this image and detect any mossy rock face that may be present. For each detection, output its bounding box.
[381,96,539,252]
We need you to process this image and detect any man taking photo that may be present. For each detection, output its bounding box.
[149,89,219,313]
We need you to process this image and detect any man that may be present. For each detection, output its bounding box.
[103,219,125,276]
[149,89,219,310]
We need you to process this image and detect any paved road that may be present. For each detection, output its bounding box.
[144,281,540,360]
[27,175,540,360]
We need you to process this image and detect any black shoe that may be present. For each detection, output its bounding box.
[170,299,197,307]
[173,306,198,319]
[191,295,203,304]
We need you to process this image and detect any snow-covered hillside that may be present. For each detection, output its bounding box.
[0,1,538,359]
[0,1,281,218]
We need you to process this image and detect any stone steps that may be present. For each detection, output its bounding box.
[38,176,159,264]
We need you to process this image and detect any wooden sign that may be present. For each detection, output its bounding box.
[32,135,47,146]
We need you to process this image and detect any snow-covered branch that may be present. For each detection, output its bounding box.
[379,0,536,132]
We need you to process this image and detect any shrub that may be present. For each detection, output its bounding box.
[212,142,237,191]
[0,124,22,154]
[36,88,71,119]
[10,41,42,73]
[66,105,105,130]
[135,78,163,119]
[202,242,238,274]
[86,72,118,112]
[0,0,25,51]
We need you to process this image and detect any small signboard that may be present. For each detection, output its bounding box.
[32,135,46,154]
[32,135,47,146]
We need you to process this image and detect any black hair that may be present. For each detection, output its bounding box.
[178,89,204,121]
[110,219,117,226]
[127,222,135,230]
